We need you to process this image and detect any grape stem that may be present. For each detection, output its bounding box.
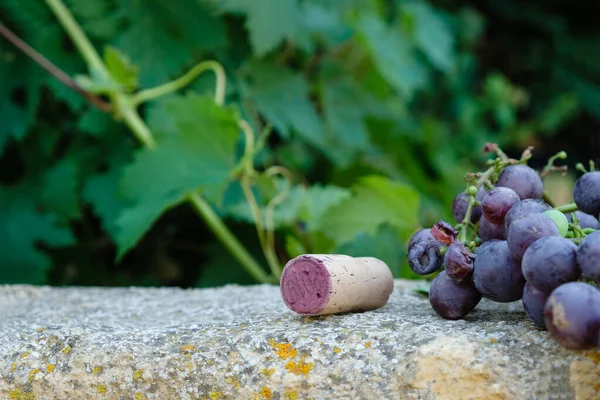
[0,22,111,112]
[540,151,567,179]
[555,202,578,213]
[542,191,556,207]
[458,163,500,243]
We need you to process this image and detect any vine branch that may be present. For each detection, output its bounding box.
[0,22,111,112]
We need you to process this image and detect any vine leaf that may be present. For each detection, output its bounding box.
[242,62,326,149]
[115,0,227,87]
[221,0,300,56]
[114,94,241,259]
[356,12,428,98]
[225,183,350,230]
[103,46,139,92]
[318,175,420,245]
[42,159,81,221]
[0,186,74,284]
[403,1,455,72]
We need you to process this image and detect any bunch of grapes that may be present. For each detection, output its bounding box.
[408,144,600,350]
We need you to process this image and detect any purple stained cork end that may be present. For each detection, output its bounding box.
[280,255,332,315]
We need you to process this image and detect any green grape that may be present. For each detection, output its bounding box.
[543,209,569,237]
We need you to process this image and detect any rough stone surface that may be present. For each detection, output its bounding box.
[0,280,598,400]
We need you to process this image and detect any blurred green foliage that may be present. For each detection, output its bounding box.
[0,0,593,287]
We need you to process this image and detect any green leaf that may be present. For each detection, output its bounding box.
[114,193,183,260]
[221,0,300,56]
[284,235,307,259]
[335,224,404,277]
[322,77,372,152]
[116,0,227,87]
[403,1,455,72]
[0,54,31,149]
[1,0,86,135]
[78,107,121,137]
[0,185,74,284]
[242,63,326,148]
[301,184,352,232]
[66,0,120,40]
[356,12,428,98]
[83,167,129,240]
[42,159,81,221]
[318,175,420,244]
[115,94,241,258]
[225,183,350,230]
[103,46,139,92]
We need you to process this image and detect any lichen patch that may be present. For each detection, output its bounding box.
[268,339,297,360]
[409,336,511,400]
[260,368,275,378]
[570,350,600,400]
[259,386,273,399]
[285,361,313,377]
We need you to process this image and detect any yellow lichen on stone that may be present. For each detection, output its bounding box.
[333,347,341,354]
[46,364,55,373]
[133,369,144,381]
[489,338,498,343]
[274,343,297,360]
[225,376,241,390]
[61,345,71,354]
[181,344,195,352]
[285,361,313,377]
[36,327,45,333]
[20,352,30,359]
[8,388,35,400]
[365,342,372,348]
[186,362,194,371]
[97,385,107,394]
[408,336,511,400]
[209,392,223,400]
[260,368,275,378]
[135,393,146,400]
[92,366,103,375]
[259,386,273,399]
[10,362,16,372]
[284,391,299,399]
[569,350,600,400]
[28,369,41,381]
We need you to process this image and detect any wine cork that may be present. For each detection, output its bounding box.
[279,254,394,316]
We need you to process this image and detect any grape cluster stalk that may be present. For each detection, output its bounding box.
[407,144,600,350]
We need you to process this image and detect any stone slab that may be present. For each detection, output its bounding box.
[0,280,597,400]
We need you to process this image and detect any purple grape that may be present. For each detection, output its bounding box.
[522,282,548,329]
[521,236,580,295]
[496,164,543,200]
[429,270,482,320]
[573,171,600,216]
[506,213,559,259]
[407,229,443,275]
[443,241,474,285]
[473,240,526,302]
[451,188,487,224]
[503,199,552,235]
[543,282,600,350]
[479,216,505,242]
[430,220,458,245]
[481,187,520,225]
[567,210,600,230]
[576,231,600,284]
